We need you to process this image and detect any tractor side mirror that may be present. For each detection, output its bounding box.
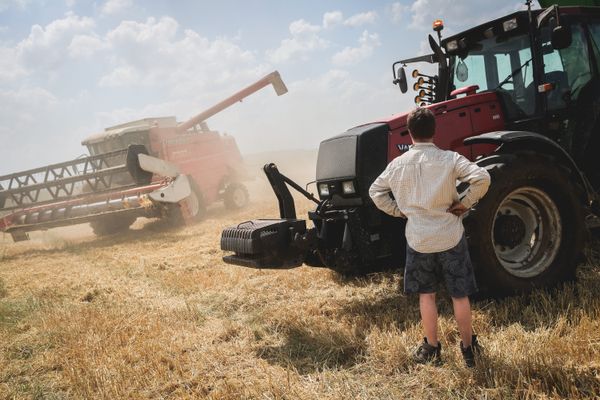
[397,67,408,93]
[551,24,572,50]
[538,7,572,50]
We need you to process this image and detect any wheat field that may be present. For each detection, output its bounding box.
[1,156,600,399]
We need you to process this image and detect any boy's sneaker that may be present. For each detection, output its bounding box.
[413,337,442,365]
[460,335,482,368]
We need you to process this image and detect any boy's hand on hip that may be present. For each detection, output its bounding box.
[447,201,468,216]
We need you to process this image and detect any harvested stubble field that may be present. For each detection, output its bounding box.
[1,160,600,399]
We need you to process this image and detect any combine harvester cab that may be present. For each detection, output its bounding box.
[0,71,288,241]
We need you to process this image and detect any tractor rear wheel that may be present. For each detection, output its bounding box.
[224,183,249,210]
[90,214,137,236]
[466,154,584,296]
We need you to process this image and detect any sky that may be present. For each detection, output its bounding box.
[0,0,531,174]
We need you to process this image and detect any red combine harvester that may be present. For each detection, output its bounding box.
[0,71,287,241]
[221,3,600,296]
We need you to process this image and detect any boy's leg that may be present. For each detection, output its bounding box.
[405,245,442,363]
[420,292,438,346]
[451,296,472,347]
[438,235,481,366]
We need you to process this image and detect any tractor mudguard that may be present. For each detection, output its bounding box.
[464,130,593,204]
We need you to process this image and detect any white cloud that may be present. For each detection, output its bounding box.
[0,85,87,173]
[332,30,380,66]
[98,65,137,87]
[343,11,377,27]
[417,39,430,56]
[68,33,106,58]
[101,0,132,15]
[0,46,26,82]
[17,12,95,70]
[95,16,261,94]
[2,13,264,92]
[390,2,408,23]
[0,87,57,139]
[289,19,321,35]
[0,0,28,12]
[409,0,526,32]
[323,11,343,29]
[65,0,76,7]
[267,18,328,63]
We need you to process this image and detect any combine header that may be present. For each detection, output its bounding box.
[1,71,288,241]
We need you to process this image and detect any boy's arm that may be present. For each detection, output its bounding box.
[455,154,491,209]
[368,167,406,218]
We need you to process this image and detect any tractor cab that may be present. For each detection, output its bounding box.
[394,4,600,189]
[220,3,600,294]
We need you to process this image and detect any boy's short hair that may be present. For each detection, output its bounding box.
[407,107,436,139]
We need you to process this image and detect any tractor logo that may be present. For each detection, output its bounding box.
[397,144,411,152]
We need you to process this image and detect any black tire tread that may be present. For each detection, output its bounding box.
[466,152,585,296]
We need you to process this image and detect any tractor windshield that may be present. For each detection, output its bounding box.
[448,32,535,118]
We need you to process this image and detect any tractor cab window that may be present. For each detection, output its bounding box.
[542,24,592,111]
[453,55,487,90]
[449,33,536,119]
[588,21,600,68]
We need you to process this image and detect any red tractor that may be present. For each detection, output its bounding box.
[0,71,287,241]
[221,3,600,295]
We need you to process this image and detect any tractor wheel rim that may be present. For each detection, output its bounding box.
[491,186,562,278]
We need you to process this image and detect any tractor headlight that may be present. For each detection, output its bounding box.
[503,18,518,32]
[318,183,330,197]
[446,40,458,52]
[342,180,356,195]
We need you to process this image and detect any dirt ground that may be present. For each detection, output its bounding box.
[1,151,600,399]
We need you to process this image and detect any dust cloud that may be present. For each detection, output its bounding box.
[242,148,318,202]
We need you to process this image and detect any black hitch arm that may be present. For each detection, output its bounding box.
[263,163,320,219]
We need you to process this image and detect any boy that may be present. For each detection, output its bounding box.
[369,107,490,367]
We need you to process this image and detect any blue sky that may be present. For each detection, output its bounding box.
[0,0,529,173]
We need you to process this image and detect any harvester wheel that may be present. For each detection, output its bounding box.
[466,154,584,296]
[90,214,137,236]
[183,182,206,222]
[0,183,5,209]
[224,183,249,210]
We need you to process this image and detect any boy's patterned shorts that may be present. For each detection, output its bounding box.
[404,234,478,298]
